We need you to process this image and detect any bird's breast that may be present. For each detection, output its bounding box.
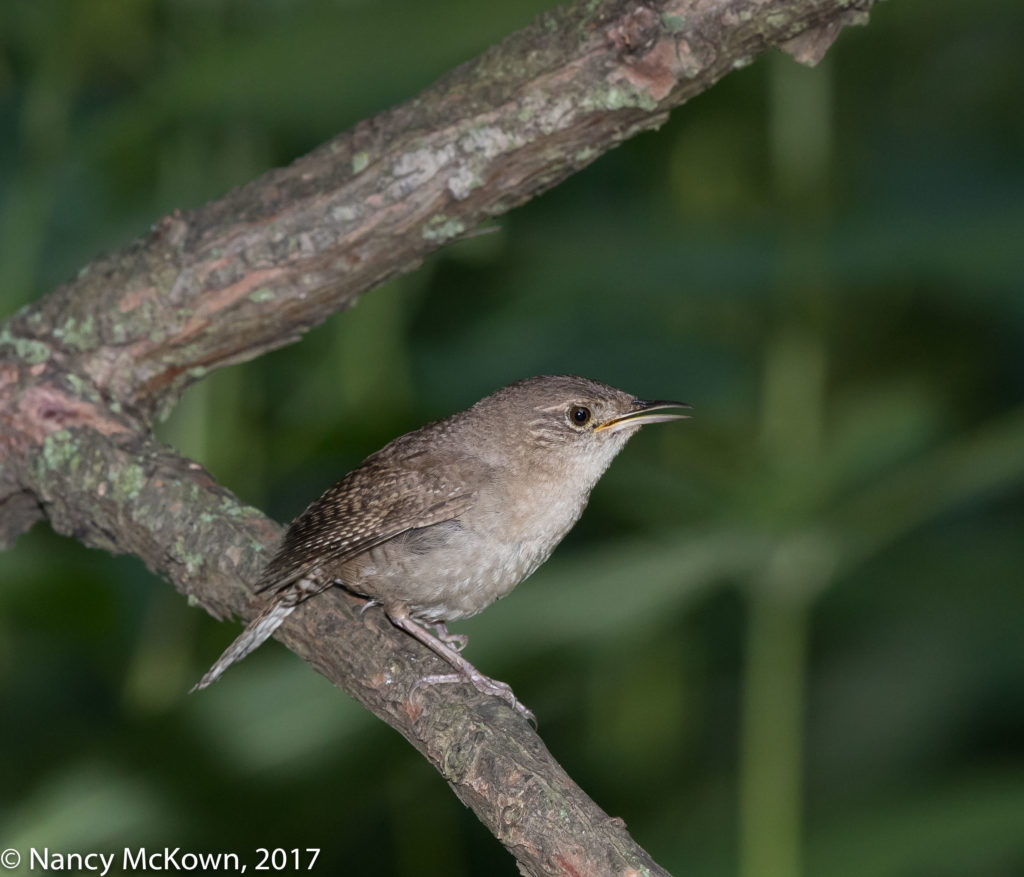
[339,475,589,624]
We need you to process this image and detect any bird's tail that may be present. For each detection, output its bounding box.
[190,596,298,692]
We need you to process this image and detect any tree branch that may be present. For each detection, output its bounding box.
[1,0,878,873]
[5,0,872,425]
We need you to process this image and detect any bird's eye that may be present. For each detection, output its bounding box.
[568,405,592,427]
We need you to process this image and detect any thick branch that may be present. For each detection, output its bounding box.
[5,0,872,424]
[0,0,879,873]
[20,420,671,876]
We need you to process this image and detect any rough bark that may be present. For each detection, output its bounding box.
[0,0,878,873]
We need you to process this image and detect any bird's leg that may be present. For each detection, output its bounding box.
[388,611,535,724]
[432,621,468,652]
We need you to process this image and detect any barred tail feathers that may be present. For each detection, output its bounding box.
[190,597,298,692]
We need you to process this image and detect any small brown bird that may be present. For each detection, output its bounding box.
[193,375,689,720]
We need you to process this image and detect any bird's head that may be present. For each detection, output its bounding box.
[467,375,690,483]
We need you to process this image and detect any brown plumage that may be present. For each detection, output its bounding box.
[193,376,689,720]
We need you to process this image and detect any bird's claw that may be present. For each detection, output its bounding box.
[414,672,536,725]
[433,622,469,652]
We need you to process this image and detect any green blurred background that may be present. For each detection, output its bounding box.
[2,0,1023,874]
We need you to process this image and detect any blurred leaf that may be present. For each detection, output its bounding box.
[186,655,373,775]
[1,763,174,850]
[808,773,1024,877]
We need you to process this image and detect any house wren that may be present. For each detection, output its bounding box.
[193,375,689,720]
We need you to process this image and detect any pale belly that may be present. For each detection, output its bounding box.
[337,497,580,623]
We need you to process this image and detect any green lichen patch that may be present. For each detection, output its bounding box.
[582,83,659,113]
[248,287,276,303]
[64,373,101,403]
[38,429,81,478]
[174,536,205,576]
[53,314,98,352]
[113,460,147,501]
[352,151,370,174]
[0,326,51,365]
[662,14,687,33]
[422,216,465,243]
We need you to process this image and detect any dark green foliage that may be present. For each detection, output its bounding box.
[1,0,1022,874]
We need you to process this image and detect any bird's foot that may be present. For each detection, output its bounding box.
[358,597,381,615]
[415,671,536,725]
[432,622,468,652]
[388,610,535,724]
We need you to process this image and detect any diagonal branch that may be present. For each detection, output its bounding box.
[0,0,879,873]
[5,0,872,423]
[20,420,676,876]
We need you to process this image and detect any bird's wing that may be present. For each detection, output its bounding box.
[256,459,478,593]
[193,461,478,691]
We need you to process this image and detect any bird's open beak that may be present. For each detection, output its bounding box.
[595,399,692,433]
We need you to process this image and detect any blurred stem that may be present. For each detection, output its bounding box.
[739,588,809,877]
[768,54,833,207]
[740,326,825,877]
[740,323,822,877]
[739,52,835,877]
[761,326,827,469]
